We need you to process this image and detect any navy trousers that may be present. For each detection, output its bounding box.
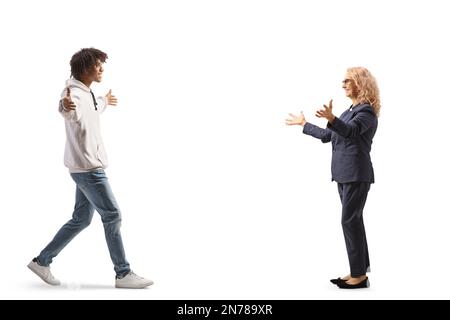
[337,182,371,277]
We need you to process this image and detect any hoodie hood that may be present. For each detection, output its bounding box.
[64,78,91,94]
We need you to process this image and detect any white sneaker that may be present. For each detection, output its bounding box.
[115,271,153,289]
[27,260,61,286]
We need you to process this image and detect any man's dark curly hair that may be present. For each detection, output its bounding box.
[70,48,108,81]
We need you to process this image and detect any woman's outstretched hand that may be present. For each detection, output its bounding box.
[286,111,306,127]
[315,99,335,123]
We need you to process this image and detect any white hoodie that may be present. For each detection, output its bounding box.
[59,79,108,172]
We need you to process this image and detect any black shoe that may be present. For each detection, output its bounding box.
[330,277,348,285]
[337,277,369,289]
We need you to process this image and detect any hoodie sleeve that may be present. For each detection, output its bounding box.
[96,96,108,113]
[58,90,82,122]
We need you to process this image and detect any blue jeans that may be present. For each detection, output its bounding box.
[37,169,130,277]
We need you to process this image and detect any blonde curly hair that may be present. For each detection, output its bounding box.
[346,67,381,117]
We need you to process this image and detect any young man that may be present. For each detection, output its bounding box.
[28,48,153,289]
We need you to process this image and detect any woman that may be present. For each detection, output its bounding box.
[286,67,380,289]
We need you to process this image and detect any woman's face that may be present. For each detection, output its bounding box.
[342,76,357,99]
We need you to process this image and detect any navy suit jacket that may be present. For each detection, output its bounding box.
[303,103,377,183]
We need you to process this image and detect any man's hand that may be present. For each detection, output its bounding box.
[315,99,335,123]
[62,88,76,111]
[106,89,117,106]
[285,111,306,126]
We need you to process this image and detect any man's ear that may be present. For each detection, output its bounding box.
[81,66,94,79]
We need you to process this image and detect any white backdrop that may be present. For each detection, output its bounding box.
[1,0,450,299]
